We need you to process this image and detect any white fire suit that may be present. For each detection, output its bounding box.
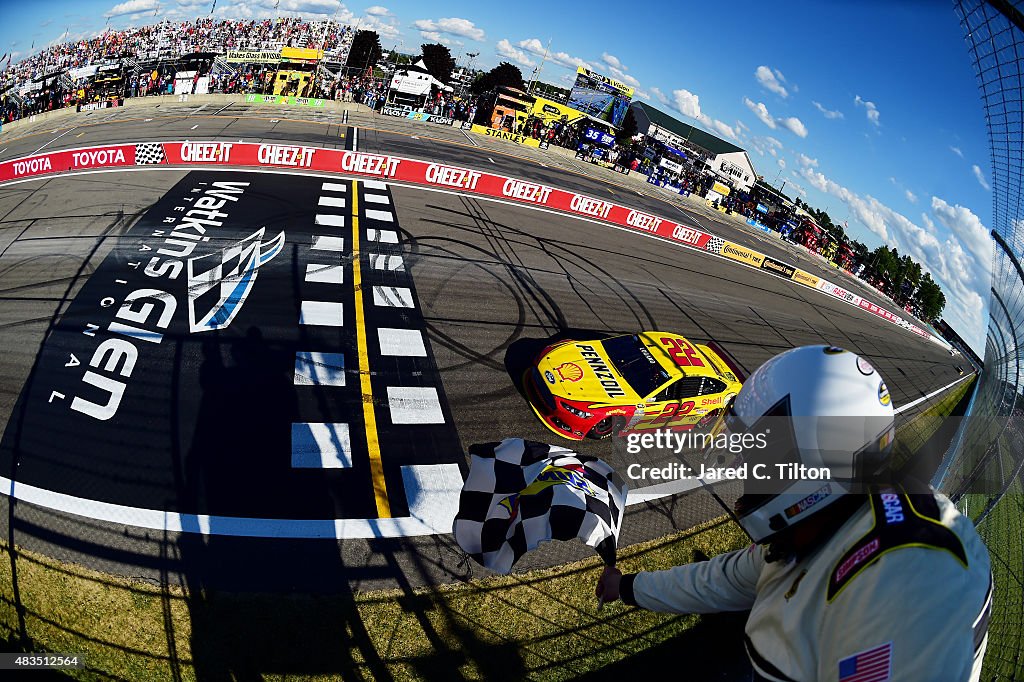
[619,489,992,681]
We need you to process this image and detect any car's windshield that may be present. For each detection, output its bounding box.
[601,335,670,397]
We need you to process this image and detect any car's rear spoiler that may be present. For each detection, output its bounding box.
[701,341,749,382]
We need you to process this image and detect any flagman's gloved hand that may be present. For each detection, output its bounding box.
[596,565,623,603]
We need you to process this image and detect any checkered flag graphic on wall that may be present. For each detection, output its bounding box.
[454,438,628,574]
[135,143,167,165]
[706,235,726,254]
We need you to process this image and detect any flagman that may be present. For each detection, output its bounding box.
[596,346,992,682]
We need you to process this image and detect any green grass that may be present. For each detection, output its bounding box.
[890,376,975,472]
[0,519,751,681]
[967,475,1024,681]
[957,426,1024,681]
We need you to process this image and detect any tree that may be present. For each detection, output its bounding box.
[471,61,524,94]
[346,30,382,75]
[916,273,946,321]
[850,240,869,261]
[420,43,455,84]
[615,107,638,144]
[869,245,900,293]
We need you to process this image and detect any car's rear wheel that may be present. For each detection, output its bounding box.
[697,408,722,430]
[586,416,619,440]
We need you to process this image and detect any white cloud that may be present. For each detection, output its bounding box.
[513,38,591,71]
[709,119,739,141]
[420,31,442,42]
[972,164,991,191]
[905,189,918,204]
[365,5,391,15]
[931,197,992,267]
[495,38,535,67]
[812,101,844,119]
[778,158,787,169]
[602,53,626,71]
[744,97,776,129]
[674,89,704,120]
[743,98,807,137]
[789,180,808,198]
[755,65,788,98]
[549,49,590,71]
[749,135,783,158]
[517,38,546,55]
[105,0,158,17]
[669,89,738,141]
[796,153,817,167]
[779,117,808,138]
[854,95,880,126]
[950,146,964,158]
[797,165,991,350]
[649,86,669,106]
[275,0,348,17]
[359,13,400,39]
[413,17,485,41]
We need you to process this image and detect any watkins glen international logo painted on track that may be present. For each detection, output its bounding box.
[57,179,287,422]
[187,228,285,333]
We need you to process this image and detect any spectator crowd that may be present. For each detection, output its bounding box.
[1,16,353,124]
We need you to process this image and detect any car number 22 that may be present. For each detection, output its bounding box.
[633,401,697,430]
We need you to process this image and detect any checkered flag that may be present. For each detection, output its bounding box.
[135,143,167,165]
[454,438,628,574]
[706,235,725,254]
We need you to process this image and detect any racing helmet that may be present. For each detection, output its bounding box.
[725,345,895,543]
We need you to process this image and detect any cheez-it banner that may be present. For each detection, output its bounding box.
[0,140,946,347]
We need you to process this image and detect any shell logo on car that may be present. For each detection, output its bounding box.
[555,362,584,382]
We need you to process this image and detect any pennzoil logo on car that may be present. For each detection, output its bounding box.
[575,344,627,398]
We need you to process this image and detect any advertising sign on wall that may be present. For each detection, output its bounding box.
[583,127,616,147]
[226,50,281,64]
[244,94,325,107]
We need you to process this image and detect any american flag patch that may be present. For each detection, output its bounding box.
[839,642,892,682]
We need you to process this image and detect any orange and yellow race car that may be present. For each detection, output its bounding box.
[524,331,744,440]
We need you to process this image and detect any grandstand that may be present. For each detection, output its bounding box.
[0,16,355,117]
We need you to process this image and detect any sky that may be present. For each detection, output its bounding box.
[0,0,995,353]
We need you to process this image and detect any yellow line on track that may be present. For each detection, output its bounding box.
[351,180,391,518]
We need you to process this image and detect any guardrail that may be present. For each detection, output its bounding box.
[0,139,951,348]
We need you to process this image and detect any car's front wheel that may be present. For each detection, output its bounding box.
[586,416,620,440]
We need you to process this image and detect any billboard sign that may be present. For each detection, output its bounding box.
[567,67,634,128]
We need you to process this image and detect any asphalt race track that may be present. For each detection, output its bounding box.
[0,101,966,590]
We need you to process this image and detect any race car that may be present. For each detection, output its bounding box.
[524,331,744,440]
